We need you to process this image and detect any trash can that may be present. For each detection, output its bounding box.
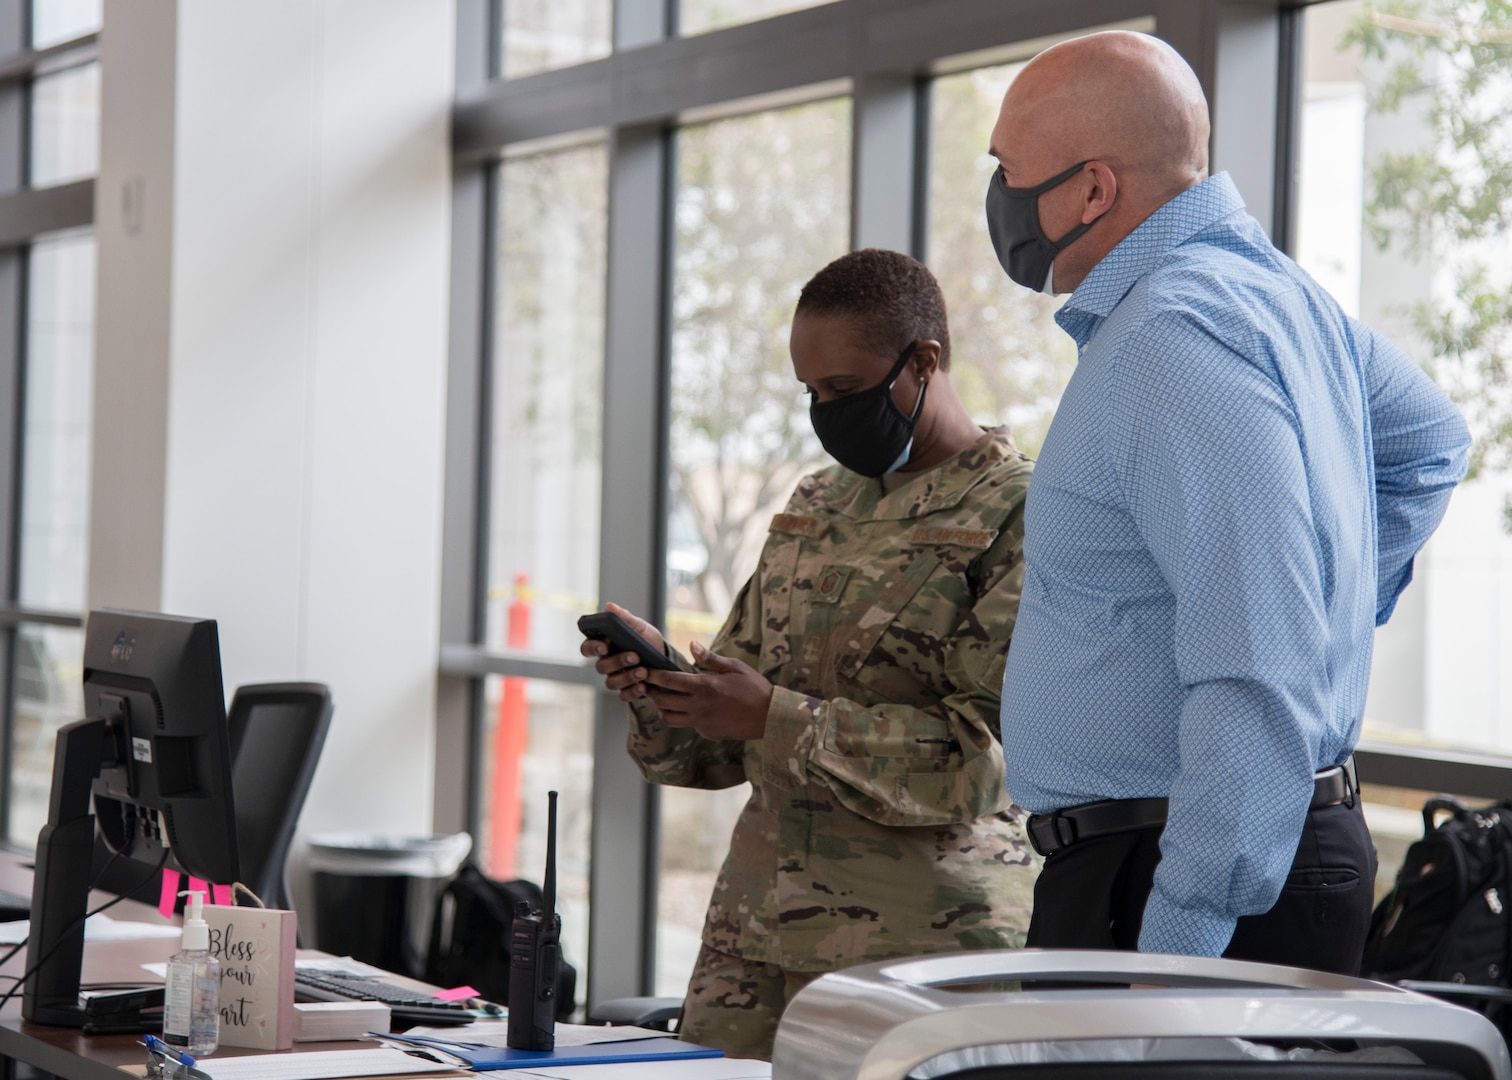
[307,832,471,978]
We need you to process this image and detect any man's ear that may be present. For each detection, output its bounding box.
[913,339,944,380]
[1083,161,1118,223]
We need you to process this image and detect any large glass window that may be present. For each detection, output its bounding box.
[926,62,1078,457]
[477,675,593,986]
[501,0,612,79]
[31,0,101,50]
[478,140,607,991]
[8,230,96,846]
[486,141,608,661]
[19,231,95,611]
[29,62,100,188]
[679,0,838,36]
[8,623,84,846]
[658,96,850,994]
[1296,0,1512,759]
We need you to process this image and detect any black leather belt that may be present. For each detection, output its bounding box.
[1026,763,1355,857]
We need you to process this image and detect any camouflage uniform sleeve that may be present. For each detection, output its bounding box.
[760,508,1026,828]
[624,574,762,791]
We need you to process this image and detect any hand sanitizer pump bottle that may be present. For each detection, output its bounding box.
[163,890,220,1057]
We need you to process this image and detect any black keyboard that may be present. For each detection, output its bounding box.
[293,971,475,1027]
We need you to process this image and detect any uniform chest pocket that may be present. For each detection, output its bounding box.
[830,552,946,680]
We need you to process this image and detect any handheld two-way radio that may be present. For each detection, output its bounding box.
[507,789,561,1051]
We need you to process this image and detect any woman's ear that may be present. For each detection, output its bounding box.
[912,340,944,381]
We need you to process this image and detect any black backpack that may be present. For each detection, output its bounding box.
[425,863,577,1020]
[1363,797,1512,1030]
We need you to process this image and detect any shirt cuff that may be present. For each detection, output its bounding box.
[760,685,820,792]
[1137,890,1238,958]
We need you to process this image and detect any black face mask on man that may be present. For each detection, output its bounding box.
[984,159,1105,292]
[809,342,925,477]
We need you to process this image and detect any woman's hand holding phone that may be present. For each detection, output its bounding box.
[580,603,668,701]
[646,641,773,742]
[580,605,772,739]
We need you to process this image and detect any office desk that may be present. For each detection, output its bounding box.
[0,852,764,1080]
[0,850,465,1080]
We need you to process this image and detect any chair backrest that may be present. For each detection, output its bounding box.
[226,682,332,910]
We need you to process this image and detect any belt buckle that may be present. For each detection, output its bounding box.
[1312,764,1354,809]
[1029,811,1078,856]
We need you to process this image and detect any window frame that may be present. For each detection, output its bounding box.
[0,3,96,847]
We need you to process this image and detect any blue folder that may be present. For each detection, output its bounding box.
[394,1033,724,1070]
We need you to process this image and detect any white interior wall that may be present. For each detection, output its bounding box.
[93,1,455,844]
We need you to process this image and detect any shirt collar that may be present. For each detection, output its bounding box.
[1055,172,1246,345]
[831,426,1021,521]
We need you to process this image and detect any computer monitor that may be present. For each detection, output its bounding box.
[23,609,240,1027]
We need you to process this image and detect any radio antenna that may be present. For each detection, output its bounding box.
[543,790,558,916]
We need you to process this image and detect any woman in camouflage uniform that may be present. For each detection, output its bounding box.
[583,249,1039,1060]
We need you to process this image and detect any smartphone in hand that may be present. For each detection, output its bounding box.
[577,612,681,672]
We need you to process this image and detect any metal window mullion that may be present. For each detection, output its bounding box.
[1161,0,1288,240]
[463,162,499,841]
[1355,741,1512,803]
[0,0,22,847]
[438,642,603,686]
[0,180,96,247]
[486,0,502,81]
[1271,3,1303,256]
[0,244,21,844]
[431,161,490,837]
[434,0,496,838]
[457,0,1169,158]
[0,604,82,628]
[851,69,920,254]
[910,77,933,263]
[587,116,671,1007]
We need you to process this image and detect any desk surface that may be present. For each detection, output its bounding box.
[0,849,464,1080]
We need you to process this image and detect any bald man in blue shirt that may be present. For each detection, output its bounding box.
[986,31,1469,973]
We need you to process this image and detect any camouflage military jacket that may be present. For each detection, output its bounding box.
[628,426,1040,972]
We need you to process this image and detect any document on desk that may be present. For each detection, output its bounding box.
[507,1059,771,1080]
[0,912,181,945]
[402,1021,672,1048]
[187,1048,463,1079]
[385,1033,722,1070]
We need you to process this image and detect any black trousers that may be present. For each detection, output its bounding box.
[1025,797,1377,975]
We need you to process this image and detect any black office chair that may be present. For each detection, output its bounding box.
[587,996,682,1030]
[90,681,333,913]
[225,682,332,910]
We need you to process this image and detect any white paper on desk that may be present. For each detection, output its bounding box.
[295,956,393,979]
[402,1021,672,1048]
[505,1058,771,1080]
[194,1047,459,1079]
[0,912,180,945]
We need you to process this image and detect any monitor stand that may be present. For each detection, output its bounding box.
[24,716,112,1027]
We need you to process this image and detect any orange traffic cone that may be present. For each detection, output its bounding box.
[487,573,531,879]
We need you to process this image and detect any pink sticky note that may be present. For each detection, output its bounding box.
[158,869,180,919]
[434,985,479,1002]
[187,876,208,900]
[211,884,233,906]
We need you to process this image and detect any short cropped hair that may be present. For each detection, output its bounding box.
[795,248,952,369]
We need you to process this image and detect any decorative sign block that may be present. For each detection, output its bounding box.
[204,906,298,1050]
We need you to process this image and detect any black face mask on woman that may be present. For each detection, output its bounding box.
[809,342,925,477]
[985,159,1105,292]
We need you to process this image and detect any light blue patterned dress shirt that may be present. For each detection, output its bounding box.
[1000,173,1470,958]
